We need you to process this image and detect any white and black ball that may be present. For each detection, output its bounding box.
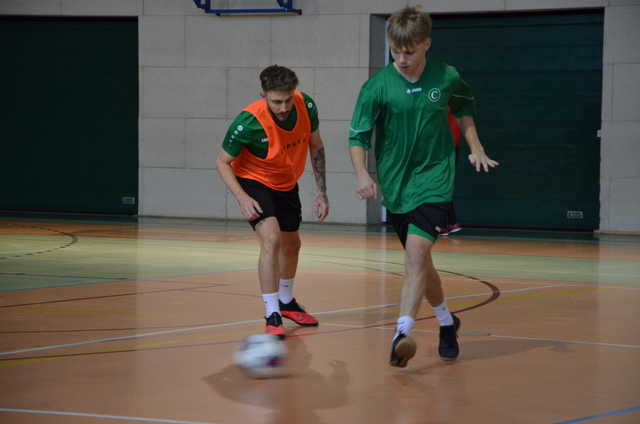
[234,334,287,378]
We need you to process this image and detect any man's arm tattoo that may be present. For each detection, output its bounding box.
[311,146,327,197]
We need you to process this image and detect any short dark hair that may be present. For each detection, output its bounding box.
[259,65,299,92]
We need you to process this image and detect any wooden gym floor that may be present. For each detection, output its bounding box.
[1,216,639,424]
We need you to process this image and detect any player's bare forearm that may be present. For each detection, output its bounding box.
[458,116,485,154]
[216,149,263,220]
[309,130,329,221]
[310,146,327,198]
[216,150,248,201]
[349,145,378,199]
[309,130,328,199]
[457,116,500,172]
[349,145,369,175]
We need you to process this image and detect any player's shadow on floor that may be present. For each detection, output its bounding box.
[203,328,349,424]
[409,337,571,374]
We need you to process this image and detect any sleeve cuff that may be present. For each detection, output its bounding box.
[348,139,370,150]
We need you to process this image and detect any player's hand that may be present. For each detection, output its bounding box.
[237,194,262,221]
[468,151,500,173]
[314,192,329,222]
[356,172,378,200]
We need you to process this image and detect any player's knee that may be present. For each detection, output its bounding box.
[286,234,301,252]
[405,241,432,265]
[260,231,282,253]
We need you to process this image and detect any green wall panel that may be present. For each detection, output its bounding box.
[431,11,603,230]
[1,17,138,214]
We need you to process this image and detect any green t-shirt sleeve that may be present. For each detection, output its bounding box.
[301,92,319,132]
[449,67,476,118]
[222,112,266,157]
[348,79,381,150]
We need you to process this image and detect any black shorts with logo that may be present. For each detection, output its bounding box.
[237,177,302,232]
[388,202,453,247]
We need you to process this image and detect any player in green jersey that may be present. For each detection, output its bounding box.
[349,5,499,367]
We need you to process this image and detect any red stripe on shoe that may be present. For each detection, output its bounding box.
[265,325,285,336]
[281,310,318,326]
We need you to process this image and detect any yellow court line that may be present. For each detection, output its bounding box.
[1,288,602,369]
[0,355,63,368]
[14,304,186,319]
[0,327,254,369]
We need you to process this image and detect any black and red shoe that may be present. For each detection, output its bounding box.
[279,298,319,327]
[265,312,285,339]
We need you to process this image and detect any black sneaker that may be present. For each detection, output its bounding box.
[438,314,461,361]
[279,298,319,326]
[265,312,285,340]
[389,332,417,368]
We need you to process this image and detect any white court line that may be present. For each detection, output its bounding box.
[318,323,640,349]
[321,284,570,315]
[0,303,402,356]
[489,334,640,349]
[0,408,219,424]
[0,318,261,356]
[0,284,566,357]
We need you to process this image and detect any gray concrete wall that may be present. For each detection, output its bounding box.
[600,3,640,233]
[2,0,639,232]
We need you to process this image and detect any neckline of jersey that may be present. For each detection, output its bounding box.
[269,103,299,133]
[390,58,430,85]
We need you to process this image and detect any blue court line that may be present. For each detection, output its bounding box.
[553,405,640,423]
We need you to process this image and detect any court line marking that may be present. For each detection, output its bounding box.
[2,283,622,362]
[552,405,640,423]
[0,318,261,356]
[489,334,640,349]
[318,324,640,349]
[0,267,258,293]
[0,303,402,356]
[0,284,572,357]
[3,283,622,360]
[4,321,637,369]
[0,408,220,424]
[0,224,77,260]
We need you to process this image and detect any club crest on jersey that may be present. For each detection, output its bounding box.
[427,88,442,103]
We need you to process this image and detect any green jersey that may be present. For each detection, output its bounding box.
[223,92,319,159]
[349,58,476,213]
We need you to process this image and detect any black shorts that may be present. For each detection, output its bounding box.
[237,177,302,232]
[388,202,453,247]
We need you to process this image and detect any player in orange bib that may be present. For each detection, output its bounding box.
[216,65,329,338]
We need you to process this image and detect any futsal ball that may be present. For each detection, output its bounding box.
[234,334,288,378]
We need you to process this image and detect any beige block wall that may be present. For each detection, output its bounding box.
[2,0,639,232]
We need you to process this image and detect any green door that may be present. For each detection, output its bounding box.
[430,11,603,230]
[1,17,138,215]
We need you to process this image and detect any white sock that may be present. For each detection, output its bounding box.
[278,278,294,304]
[394,315,415,339]
[262,292,280,317]
[432,301,454,326]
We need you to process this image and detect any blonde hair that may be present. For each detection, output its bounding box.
[387,5,432,49]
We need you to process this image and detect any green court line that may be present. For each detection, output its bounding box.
[2,233,639,292]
